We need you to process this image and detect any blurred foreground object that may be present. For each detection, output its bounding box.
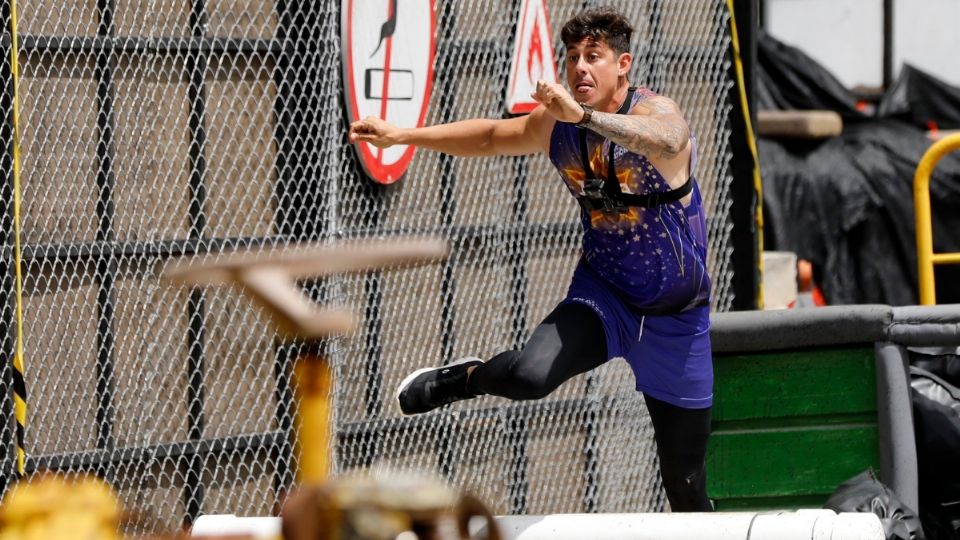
[163,238,449,483]
[166,239,490,539]
[163,238,449,340]
[280,471,500,540]
[0,474,122,540]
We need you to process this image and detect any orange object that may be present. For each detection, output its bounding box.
[791,259,826,308]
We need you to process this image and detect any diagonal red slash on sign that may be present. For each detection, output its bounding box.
[376,0,396,163]
[343,0,436,184]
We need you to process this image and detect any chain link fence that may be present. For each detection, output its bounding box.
[0,0,734,531]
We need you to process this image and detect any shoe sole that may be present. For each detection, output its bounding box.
[394,357,482,416]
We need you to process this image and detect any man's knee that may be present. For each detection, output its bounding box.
[501,351,558,400]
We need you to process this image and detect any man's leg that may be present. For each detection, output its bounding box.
[643,393,713,512]
[468,302,609,400]
[397,301,609,414]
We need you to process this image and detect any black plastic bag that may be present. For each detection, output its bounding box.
[911,367,960,540]
[911,352,960,389]
[824,470,925,540]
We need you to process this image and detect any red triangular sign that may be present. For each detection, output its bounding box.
[505,0,558,114]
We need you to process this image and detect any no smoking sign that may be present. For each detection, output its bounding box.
[343,0,437,184]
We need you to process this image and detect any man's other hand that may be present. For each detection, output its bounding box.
[349,116,402,148]
[530,80,582,124]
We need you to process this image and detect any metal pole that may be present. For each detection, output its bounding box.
[728,0,761,310]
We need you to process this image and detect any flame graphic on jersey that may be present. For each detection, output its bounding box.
[562,143,643,229]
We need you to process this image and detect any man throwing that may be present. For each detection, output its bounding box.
[348,7,713,512]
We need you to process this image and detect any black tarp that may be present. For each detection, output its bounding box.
[879,65,960,131]
[757,33,866,121]
[757,33,960,305]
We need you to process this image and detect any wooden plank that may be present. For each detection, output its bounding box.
[162,238,449,285]
[758,110,843,139]
[161,238,448,339]
[712,347,877,422]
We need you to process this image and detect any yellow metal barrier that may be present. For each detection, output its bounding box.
[914,132,960,304]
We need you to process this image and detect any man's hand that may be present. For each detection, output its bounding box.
[348,116,403,148]
[530,80,583,124]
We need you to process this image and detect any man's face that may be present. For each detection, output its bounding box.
[564,38,628,106]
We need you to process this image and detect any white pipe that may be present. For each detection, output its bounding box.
[192,514,281,539]
[478,511,884,540]
[190,510,884,540]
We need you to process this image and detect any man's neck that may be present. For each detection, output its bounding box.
[600,79,633,113]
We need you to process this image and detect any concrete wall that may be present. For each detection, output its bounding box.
[765,0,960,88]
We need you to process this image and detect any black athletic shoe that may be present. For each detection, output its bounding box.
[396,357,483,415]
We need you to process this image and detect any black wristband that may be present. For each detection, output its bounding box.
[576,103,594,127]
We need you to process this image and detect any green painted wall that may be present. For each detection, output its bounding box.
[707,346,880,510]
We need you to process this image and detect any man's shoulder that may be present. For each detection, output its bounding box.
[628,91,683,116]
[634,86,658,100]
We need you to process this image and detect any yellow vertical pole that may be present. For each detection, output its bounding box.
[8,0,27,476]
[292,351,333,483]
[913,133,960,305]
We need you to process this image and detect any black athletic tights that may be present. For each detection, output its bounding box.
[466,302,713,512]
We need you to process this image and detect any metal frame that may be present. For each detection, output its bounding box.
[913,133,960,305]
[729,0,760,311]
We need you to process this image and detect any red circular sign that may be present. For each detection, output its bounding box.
[343,0,437,184]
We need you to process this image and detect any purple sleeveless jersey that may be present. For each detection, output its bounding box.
[548,87,711,313]
[548,87,714,409]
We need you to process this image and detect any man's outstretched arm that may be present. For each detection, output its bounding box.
[532,81,689,161]
[348,108,549,157]
[583,96,689,160]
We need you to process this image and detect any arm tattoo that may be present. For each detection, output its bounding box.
[584,106,688,160]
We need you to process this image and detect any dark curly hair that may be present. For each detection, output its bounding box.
[560,7,634,55]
